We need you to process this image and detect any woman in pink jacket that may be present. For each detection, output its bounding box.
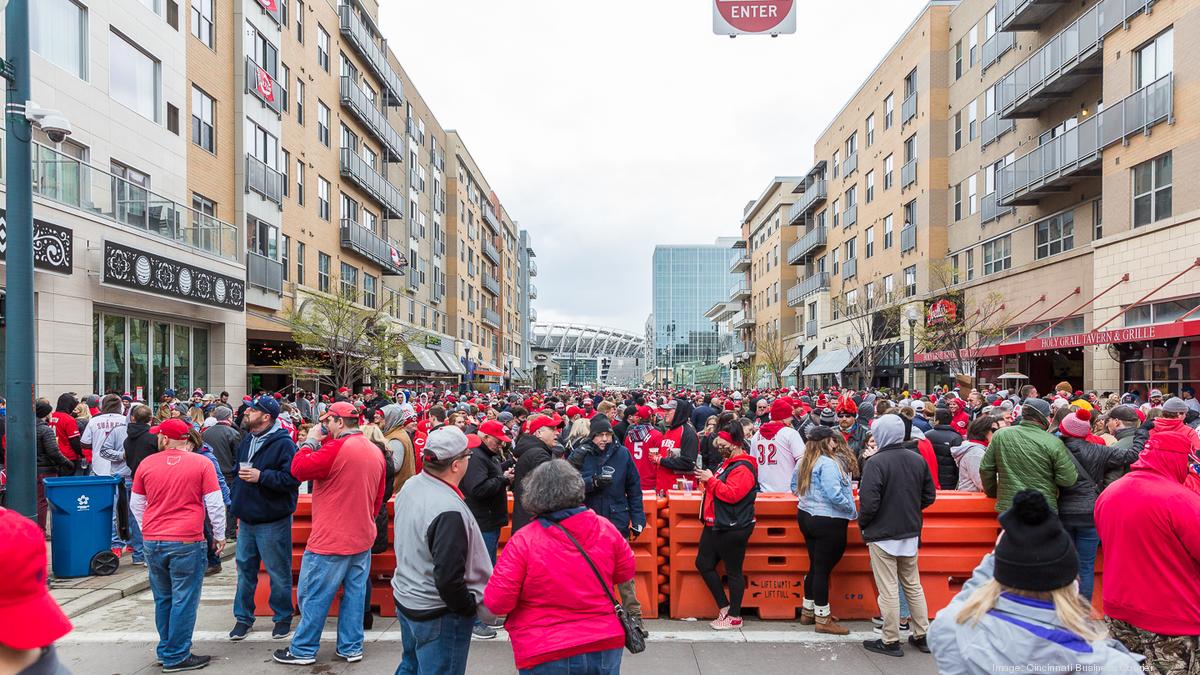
[483,459,636,674]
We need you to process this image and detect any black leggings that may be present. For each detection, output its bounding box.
[695,525,754,617]
[797,510,849,607]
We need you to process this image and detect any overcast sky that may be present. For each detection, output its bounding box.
[381,0,928,334]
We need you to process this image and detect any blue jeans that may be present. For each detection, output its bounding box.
[395,611,474,675]
[1064,524,1100,601]
[233,517,294,625]
[289,550,370,659]
[474,530,501,628]
[112,479,143,561]
[144,540,207,667]
[899,585,910,619]
[519,648,623,675]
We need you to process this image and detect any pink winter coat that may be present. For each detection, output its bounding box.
[483,507,636,670]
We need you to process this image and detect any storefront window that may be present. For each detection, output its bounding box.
[193,327,209,392]
[94,311,210,400]
[1125,296,1200,327]
[130,318,150,399]
[103,315,126,394]
[174,325,191,392]
[1121,338,1200,399]
[153,321,171,398]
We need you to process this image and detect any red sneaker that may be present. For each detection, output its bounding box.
[111,547,123,557]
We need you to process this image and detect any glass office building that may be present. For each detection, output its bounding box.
[651,241,739,385]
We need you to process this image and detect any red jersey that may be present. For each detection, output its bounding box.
[412,428,427,474]
[655,425,687,492]
[49,412,83,462]
[950,410,970,437]
[624,424,662,491]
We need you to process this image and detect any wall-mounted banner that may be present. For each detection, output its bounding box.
[103,240,245,311]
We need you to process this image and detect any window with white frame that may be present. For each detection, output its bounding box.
[340,262,357,299]
[954,183,962,221]
[954,40,963,80]
[968,174,977,215]
[904,265,917,298]
[983,235,1012,275]
[884,93,894,129]
[317,25,330,71]
[968,100,978,141]
[33,0,87,79]
[832,198,839,228]
[110,32,161,122]
[190,0,214,48]
[317,176,330,220]
[884,154,894,189]
[191,87,215,153]
[967,248,975,280]
[363,274,377,309]
[954,111,962,151]
[1035,211,1074,259]
[1093,199,1103,240]
[1133,153,1172,226]
[866,114,875,146]
[884,274,894,301]
[968,24,978,67]
[1135,29,1173,89]
[317,101,330,146]
[865,227,875,258]
[884,213,894,249]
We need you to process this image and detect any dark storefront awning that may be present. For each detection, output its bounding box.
[406,345,448,373]
[436,351,466,375]
[803,347,862,376]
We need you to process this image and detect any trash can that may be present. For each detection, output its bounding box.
[44,475,123,578]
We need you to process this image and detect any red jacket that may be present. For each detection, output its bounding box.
[950,410,970,437]
[916,438,942,490]
[1094,434,1200,635]
[483,508,634,670]
[701,454,758,526]
[291,431,387,555]
[1152,416,1200,450]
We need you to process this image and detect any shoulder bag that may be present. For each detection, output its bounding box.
[548,520,647,654]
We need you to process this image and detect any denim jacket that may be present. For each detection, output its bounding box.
[792,455,857,520]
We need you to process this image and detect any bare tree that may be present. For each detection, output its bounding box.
[915,260,1010,385]
[756,328,791,389]
[841,280,903,388]
[276,278,417,391]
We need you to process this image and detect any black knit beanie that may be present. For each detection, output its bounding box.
[994,489,1079,592]
[589,414,612,437]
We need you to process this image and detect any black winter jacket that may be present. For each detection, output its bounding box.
[924,424,963,489]
[123,423,159,478]
[36,418,75,474]
[1057,436,1141,525]
[858,442,937,543]
[460,444,510,531]
[510,433,554,533]
[202,423,243,475]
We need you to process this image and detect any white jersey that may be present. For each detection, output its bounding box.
[81,413,128,476]
[750,424,805,493]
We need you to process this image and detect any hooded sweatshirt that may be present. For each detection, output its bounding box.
[1150,415,1200,451]
[951,439,988,492]
[656,399,700,491]
[1094,433,1200,636]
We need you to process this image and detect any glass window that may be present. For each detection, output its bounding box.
[317,25,330,71]
[110,32,161,122]
[191,86,215,152]
[967,249,975,280]
[173,325,191,392]
[248,217,278,258]
[318,252,330,292]
[295,159,304,205]
[968,174,978,214]
[152,321,170,399]
[295,79,305,124]
[865,170,875,203]
[865,227,875,258]
[954,111,962,150]
[884,93,894,129]
[363,274,377,309]
[318,176,330,220]
[954,183,962,221]
[340,262,357,299]
[904,265,917,298]
[193,328,208,392]
[1093,198,1103,240]
[1133,153,1172,227]
[129,318,150,399]
[296,242,305,285]
[968,100,978,141]
[281,234,290,281]
[884,154,894,189]
[983,235,1012,275]
[904,135,916,163]
[969,25,978,67]
[103,315,126,394]
[884,214,893,249]
[1136,29,1173,89]
[296,0,304,42]
[866,114,875,146]
[191,0,213,48]
[317,101,330,146]
[1035,211,1075,259]
[954,40,963,80]
[34,0,87,78]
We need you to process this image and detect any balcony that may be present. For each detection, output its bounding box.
[340,219,407,275]
[981,30,1016,72]
[339,148,405,217]
[27,142,240,261]
[245,155,283,207]
[843,152,858,177]
[482,307,501,329]
[901,92,917,125]
[787,179,827,225]
[729,254,751,273]
[787,272,830,307]
[247,252,284,294]
[787,225,827,265]
[998,74,1173,206]
[482,237,500,264]
[729,282,751,301]
[529,259,538,277]
[337,3,403,105]
[981,192,1015,224]
[996,0,1070,32]
[981,112,1016,149]
[482,206,500,234]
[482,272,500,296]
[245,57,282,115]
[529,307,538,322]
[901,225,917,252]
[844,204,857,228]
[731,311,755,330]
[706,301,738,322]
[806,319,818,338]
[841,257,857,280]
[901,159,917,189]
[529,283,538,299]
[339,76,404,158]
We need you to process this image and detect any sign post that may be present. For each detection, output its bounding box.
[713,0,797,37]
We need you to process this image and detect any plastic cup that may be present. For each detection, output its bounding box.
[239,462,253,471]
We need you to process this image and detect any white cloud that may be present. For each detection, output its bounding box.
[381,0,929,334]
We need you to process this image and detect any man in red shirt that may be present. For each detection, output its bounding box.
[130,418,225,673]
[274,401,386,666]
[49,393,84,469]
[625,406,662,492]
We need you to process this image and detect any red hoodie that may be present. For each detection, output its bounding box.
[1094,433,1200,635]
[1151,416,1200,451]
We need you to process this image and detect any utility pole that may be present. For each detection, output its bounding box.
[4,0,36,518]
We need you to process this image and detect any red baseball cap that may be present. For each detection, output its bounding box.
[527,414,562,435]
[635,405,653,420]
[149,418,191,441]
[321,401,358,420]
[0,507,73,648]
[478,420,513,443]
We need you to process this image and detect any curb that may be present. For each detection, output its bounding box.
[55,549,236,618]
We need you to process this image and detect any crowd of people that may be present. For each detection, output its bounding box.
[1,379,1198,674]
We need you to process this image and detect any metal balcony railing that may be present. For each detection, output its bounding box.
[981,111,1016,149]
[482,272,500,296]
[901,159,917,189]
[27,142,240,261]
[247,252,284,293]
[482,237,500,264]
[729,282,751,300]
[339,76,404,158]
[981,30,1016,72]
[340,219,406,275]
[996,0,1070,32]
[529,284,538,299]
[995,0,1152,119]
[806,319,818,338]
[841,257,857,280]
[901,225,917,253]
[245,57,282,114]
[482,307,501,328]
[787,180,827,224]
[844,204,857,228]
[245,154,283,207]
[787,225,828,265]
[529,307,537,322]
[729,254,751,273]
[481,206,500,233]
[339,148,405,217]
[787,272,830,307]
[901,92,917,125]
[529,259,538,276]
[843,152,858,177]
[998,74,1173,206]
[731,311,755,329]
[981,192,1015,224]
[337,3,403,105]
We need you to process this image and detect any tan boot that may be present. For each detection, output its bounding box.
[815,615,849,635]
[799,607,815,625]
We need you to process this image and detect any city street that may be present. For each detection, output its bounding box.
[55,566,935,674]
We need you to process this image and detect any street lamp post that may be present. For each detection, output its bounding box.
[4,0,37,518]
[905,307,920,392]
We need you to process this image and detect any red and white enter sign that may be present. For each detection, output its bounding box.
[713,0,796,36]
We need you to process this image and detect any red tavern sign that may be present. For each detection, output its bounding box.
[713,0,796,36]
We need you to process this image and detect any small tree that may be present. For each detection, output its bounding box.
[756,328,791,388]
[276,278,416,392]
[915,261,1009,385]
[841,280,903,388]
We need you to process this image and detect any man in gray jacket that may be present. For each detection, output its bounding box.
[392,426,493,675]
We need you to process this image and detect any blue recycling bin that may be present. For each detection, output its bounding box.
[44,475,123,578]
